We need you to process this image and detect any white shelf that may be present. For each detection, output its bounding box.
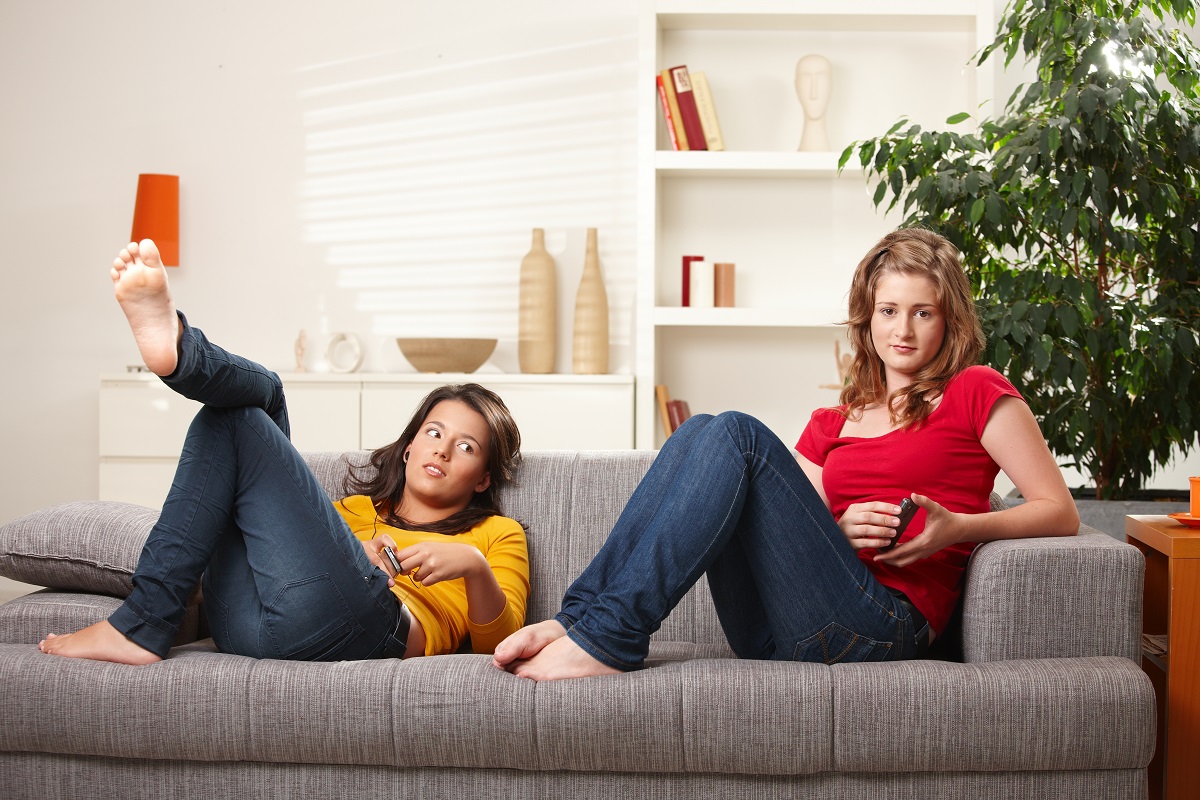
[635,1,994,448]
[656,1,981,32]
[654,307,842,328]
[655,150,843,178]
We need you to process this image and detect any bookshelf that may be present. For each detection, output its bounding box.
[635,1,995,448]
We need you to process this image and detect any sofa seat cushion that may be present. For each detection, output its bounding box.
[0,640,1153,778]
[0,591,124,645]
[0,592,201,648]
[830,656,1155,772]
[0,643,833,776]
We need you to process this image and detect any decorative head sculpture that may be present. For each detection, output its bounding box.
[795,54,832,151]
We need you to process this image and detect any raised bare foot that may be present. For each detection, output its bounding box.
[507,632,622,681]
[111,239,180,376]
[492,619,567,670]
[39,620,162,666]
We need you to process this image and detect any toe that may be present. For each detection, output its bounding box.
[138,239,161,267]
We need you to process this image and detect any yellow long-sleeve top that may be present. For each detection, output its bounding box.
[335,495,530,656]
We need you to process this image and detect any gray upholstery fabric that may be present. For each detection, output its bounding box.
[0,501,153,594]
[961,528,1143,663]
[0,753,1149,800]
[831,656,1155,772]
[0,591,123,644]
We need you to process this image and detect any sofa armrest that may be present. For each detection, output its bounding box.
[960,526,1143,663]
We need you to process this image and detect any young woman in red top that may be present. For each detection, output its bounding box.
[495,227,1078,681]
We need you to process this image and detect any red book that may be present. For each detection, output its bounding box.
[656,74,681,151]
[668,66,708,151]
[667,399,692,432]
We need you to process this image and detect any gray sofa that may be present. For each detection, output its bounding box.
[0,450,1155,799]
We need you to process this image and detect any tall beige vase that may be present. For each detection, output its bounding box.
[518,228,557,374]
[572,227,609,374]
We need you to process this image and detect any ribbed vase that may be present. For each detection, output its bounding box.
[572,227,609,374]
[518,228,557,374]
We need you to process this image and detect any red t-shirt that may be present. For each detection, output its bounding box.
[795,365,1022,635]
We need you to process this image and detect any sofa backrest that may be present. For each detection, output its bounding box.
[303,450,730,649]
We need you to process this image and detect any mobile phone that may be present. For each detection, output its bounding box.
[880,498,918,552]
[381,545,402,575]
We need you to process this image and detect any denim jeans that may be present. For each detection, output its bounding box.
[108,315,403,660]
[556,412,930,670]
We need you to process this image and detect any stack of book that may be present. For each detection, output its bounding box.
[656,65,725,151]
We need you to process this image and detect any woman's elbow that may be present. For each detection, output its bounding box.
[1053,499,1080,536]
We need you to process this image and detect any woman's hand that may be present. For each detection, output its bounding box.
[396,541,490,587]
[837,501,906,551]
[362,534,398,587]
[398,541,508,625]
[874,494,963,567]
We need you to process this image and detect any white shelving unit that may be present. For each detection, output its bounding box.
[99,372,634,508]
[635,0,994,447]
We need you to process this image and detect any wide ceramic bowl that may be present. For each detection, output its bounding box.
[395,338,497,373]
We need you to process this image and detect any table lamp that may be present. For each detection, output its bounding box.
[130,174,179,266]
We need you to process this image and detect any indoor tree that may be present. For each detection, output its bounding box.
[842,0,1200,499]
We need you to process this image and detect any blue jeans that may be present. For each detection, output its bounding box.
[556,412,929,670]
[108,316,403,660]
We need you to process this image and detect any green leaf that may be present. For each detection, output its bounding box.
[970,198,986,224]
[1034,335,1053,371]
[947,111,971,124]
[1179,327,1197,357]
[873,180,888,207]
[995,338,1012,367]
[1059,305,1081,338]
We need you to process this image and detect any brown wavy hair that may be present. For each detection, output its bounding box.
[840,228,985,428]
[342,383,522,535]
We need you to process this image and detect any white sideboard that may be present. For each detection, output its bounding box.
[100,372,635,508]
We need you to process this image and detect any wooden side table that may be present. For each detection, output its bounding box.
[1125,515,1200,800]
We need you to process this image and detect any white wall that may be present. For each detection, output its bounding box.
[0,0,1195,545]
[0,0,640,530]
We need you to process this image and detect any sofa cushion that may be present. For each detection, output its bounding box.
[829,656,1155,772]
[0,592,201,648]
[0,592,124,644]
[0,643,833,776]
[0,501,153,596]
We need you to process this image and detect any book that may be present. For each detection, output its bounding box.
[667,65,707,151]
[690,71,726,151]
[659,68,690,150]
[655,384,674,438]
[667,399,692,432]
[655,75,681,151]
[681,255,703,307]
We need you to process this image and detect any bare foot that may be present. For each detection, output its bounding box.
[508,631,622,681]
[492,619,567,670]
[111,239,180,376]
[39,620,162,666]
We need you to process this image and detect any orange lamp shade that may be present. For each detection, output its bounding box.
[131,174,180,266]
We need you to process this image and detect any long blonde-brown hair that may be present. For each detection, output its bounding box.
[840,228,985,428]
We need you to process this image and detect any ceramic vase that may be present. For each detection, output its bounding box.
[518,228,557,374]
[572,227,609,374]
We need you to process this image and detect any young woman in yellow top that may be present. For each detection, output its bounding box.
[38,239,528,665]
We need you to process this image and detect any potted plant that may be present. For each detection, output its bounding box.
[842,0,1200,500]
